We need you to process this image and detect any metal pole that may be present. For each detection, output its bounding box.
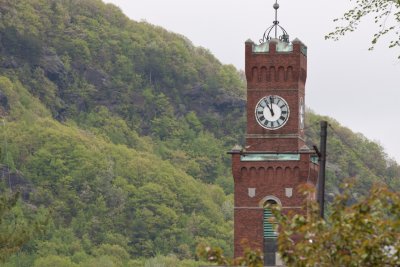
[274,0,278,38]
[318,121,328,219]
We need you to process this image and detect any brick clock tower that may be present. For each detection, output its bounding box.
[229,2,319,266]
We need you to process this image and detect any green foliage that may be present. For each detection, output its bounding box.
[199,183,400,266]
[0,76,50,120]
[0,26,43,64]
[305,111,399,202]
[0,0,399,265]
[33,255,78,267]
[129,254,209,267]
[0,192,48,262]
[273,183,400,266]
[197,242,263,267]
[75,106,149,150]
[0,0,245,138]
[0,73,232,263]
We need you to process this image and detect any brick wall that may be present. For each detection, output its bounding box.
[245,39,307,152]
[231,38,318,259]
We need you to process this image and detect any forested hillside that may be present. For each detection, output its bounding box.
[0,0,399,266]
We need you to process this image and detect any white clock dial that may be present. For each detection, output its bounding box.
[255,95,290,130]
[299,97,305,129]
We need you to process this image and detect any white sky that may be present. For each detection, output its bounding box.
[104,0,400,163]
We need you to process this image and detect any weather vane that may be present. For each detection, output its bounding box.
[260,0,290,43]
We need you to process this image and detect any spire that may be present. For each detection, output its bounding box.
[260,0,290,44]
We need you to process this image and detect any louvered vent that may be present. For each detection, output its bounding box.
[263,208,277,238]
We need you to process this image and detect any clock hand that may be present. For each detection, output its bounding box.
[267,100,275,117]
[265,104,274,117]
[264,99,273,116]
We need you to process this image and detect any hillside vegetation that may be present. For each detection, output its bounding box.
[0,0,399,266]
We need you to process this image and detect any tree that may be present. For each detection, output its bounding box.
[274,183,400,266]
[199,183,400,266]
[0,192,22,261]
[326,0,400,57]
[197,242,263,267]
[0,192,48,262]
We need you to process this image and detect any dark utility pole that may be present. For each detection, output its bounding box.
[318,121,328,219]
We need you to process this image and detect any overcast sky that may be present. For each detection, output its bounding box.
[104,0,400,163]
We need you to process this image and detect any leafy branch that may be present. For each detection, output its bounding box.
[326,0,400,57]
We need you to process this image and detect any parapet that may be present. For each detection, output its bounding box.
[246,38,307,57]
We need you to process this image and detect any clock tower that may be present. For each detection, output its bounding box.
[230,2,319,266]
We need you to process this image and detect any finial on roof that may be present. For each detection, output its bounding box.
[260,0,290,44]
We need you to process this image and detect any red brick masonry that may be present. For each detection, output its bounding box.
[231,38,318,258]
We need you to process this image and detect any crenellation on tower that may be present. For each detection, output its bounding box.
[245,39,307,90]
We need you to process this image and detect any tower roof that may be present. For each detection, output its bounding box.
[260,0,290,44]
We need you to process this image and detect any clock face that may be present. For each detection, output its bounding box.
[299,97,305,129]
[255,95,290,130]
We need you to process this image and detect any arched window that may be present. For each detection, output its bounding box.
[263,199,280,266]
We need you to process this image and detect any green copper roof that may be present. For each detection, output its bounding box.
[241,153,300,162]
[311,155,319,164]
[276,41,293,52]
[253,42,270,53]
[252,40,293,53]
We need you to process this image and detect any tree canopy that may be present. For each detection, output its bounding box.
[275,183,400,266]
[199,183,400,266]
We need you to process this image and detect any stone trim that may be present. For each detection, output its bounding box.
[247,88,302,92]
[234,206,302,209]
[259,195,282,207]
[246,134,305,140]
